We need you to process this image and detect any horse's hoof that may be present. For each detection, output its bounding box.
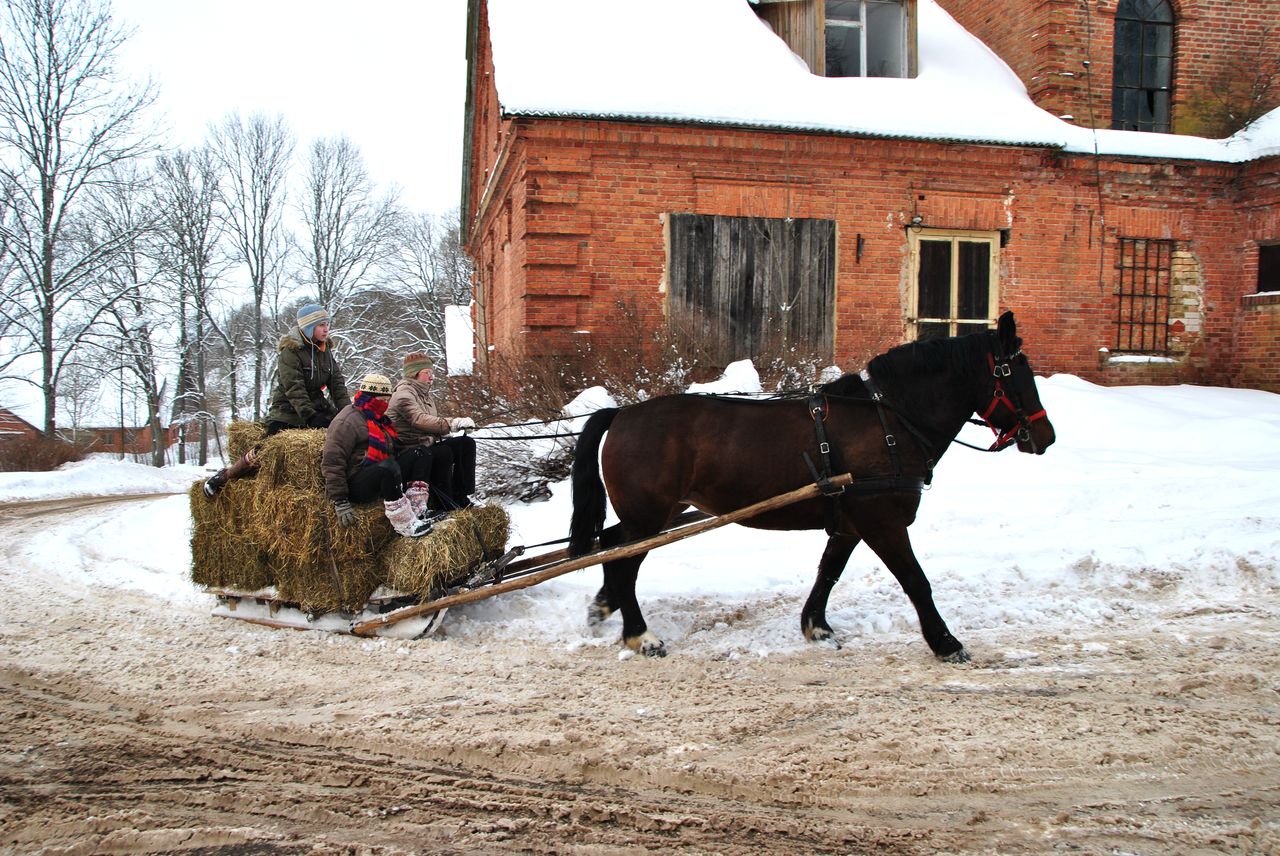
[642,640,668,658]
[805,625,842,650]
[627,630,667,658]
[938,647,971,664]
[587,601,613,626]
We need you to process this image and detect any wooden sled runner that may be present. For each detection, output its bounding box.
[205,474,853,639]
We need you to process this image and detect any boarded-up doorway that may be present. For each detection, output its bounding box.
[668,213,835,364]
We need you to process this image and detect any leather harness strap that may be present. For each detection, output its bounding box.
[803,388,929,537]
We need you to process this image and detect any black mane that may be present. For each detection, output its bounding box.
[820,329,996,396]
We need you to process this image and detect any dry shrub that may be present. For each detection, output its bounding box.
[0,434,85,472]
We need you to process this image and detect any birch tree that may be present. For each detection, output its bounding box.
[0,0,156,435]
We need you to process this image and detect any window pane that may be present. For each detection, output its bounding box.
[917,322,950,342]
[866,1,904,78]
[1258,245,1280,292]
[917,240,951,319]
[1148,23,1172,57]
[957,241,990,320]
[825,25,862,77]
[956,322,989,337]
[826,0,861,22]
[1116,20,1141,58]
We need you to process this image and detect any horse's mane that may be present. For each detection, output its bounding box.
[820,329,999,397]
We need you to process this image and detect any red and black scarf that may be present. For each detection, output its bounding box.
[354,391,397,466]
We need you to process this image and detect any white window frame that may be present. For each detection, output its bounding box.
[825,0,907,78]
[908,229,1001,339]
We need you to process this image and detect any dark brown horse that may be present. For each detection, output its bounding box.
[568,311,1056,661]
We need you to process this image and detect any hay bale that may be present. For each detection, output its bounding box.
[245,484,393,614]
[382,504,510,597]
[253,428,326,492]
[227,420,266,462]
[188,480,273,591]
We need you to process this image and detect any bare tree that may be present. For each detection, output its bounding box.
[382,207,475,371]
[297,135,400,316]
[153,147,224,465]
[0,0,157,435]
[209,111,293,419]
[79,162,172,466]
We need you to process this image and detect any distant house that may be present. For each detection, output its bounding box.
[0,407,40,440]
[68,424,180,456]
[462,0,1280,390]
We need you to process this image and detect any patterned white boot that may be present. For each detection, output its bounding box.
[404,480,431,519]
[384,495,432,537]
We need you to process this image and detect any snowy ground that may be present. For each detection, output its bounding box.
[3,373,1277,660]
[2,373,1278,854]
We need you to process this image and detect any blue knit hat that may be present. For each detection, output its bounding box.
[296,303,330,339]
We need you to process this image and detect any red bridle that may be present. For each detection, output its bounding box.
[977,352,1048,451]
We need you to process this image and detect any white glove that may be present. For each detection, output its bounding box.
[449,416,476,432]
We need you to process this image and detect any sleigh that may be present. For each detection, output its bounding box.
[193,468,852,639]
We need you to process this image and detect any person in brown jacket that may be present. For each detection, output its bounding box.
[322,373,436,538]
[387,352,477,513]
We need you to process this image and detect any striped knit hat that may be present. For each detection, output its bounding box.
[403,351,433,380]
[296,303,330,339]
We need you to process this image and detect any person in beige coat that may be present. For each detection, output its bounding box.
[387,352,477,513]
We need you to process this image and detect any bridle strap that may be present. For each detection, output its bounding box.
[977,349,1048,451]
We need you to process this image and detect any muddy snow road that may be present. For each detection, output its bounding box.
[1,494,1278,855]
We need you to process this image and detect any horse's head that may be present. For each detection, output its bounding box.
[975,312,1056,455]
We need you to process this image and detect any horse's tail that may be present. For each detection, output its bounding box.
[569,407,619,556]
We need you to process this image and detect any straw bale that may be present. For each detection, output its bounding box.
[245,485,393,613]
[188,480,273,591]
[253,428,326,492]
[227,420,266,462]
[382,505,510,598]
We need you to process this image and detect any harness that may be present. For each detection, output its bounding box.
[803,383,932,537]
[803,332,1048,534]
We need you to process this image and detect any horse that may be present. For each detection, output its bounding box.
[568,311,1056,661]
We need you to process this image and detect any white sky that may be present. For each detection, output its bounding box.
[2,373,1278,656]
[112,0,470,214]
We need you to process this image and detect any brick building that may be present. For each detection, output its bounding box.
[462,0,1280,389]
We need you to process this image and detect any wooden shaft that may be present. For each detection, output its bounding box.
[351,474,851,636]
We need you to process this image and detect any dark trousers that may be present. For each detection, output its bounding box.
[347,459,404,503]
[424,436,476,509]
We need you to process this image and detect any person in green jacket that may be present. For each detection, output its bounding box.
[203,303,351,498]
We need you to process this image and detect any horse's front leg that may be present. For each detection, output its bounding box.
[801,533,860,647]
[860,524,969,663]
[603,552,665,657]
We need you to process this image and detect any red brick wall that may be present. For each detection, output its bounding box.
[467,111,1277,387]
[935,0,1280,134]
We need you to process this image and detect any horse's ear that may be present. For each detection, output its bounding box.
[997,311,1017,349]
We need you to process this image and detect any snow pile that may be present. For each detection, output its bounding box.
[0,457,208,502]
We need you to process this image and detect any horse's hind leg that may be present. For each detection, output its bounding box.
[861,524,969,663]
[801,534,860,647]
[587,524,626,626]
[604,550,666,657]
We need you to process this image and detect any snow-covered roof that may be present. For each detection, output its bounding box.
[486,0,1279,163]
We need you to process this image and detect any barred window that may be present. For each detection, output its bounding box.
[1115,237,1173,353]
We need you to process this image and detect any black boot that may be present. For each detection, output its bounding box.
[202,448,259,499]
